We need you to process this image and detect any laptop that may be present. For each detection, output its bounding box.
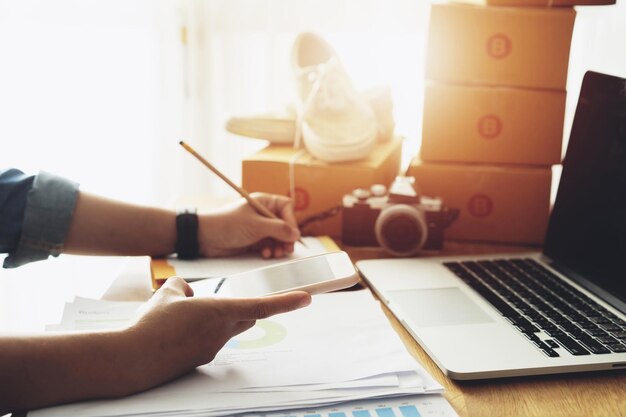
[358,71,626,380]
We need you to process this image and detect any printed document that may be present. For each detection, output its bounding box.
[33,291,443,417]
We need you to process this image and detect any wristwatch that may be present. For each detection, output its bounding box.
[175,208,199,260]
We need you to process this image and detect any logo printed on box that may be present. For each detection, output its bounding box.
[477,114,503,139]
[486,33,512,59]
[288,186,310,211]
[468,194,494,218]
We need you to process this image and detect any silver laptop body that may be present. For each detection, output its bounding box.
[358,71,626,380]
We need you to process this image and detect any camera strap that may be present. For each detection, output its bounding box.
[297,205,343,231]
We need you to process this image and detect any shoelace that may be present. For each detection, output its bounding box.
[293,57,337,149]
[290,58,349,207]
[294,58,380,149]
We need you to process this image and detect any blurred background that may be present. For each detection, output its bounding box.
[0,0,625,207]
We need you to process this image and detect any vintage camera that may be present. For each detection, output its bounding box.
[341,176,459,257]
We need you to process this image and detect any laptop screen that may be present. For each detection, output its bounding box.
[544,71,626,310]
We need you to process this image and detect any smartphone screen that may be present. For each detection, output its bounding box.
[214,252,355,297]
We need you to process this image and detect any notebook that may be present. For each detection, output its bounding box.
[358,71,626,380]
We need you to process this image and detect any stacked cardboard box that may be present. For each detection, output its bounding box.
[409,3,578,244]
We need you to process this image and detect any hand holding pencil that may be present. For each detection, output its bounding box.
[179,141,303,258]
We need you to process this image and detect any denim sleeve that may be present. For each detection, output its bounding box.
[3,171,79,268]
[0,168,35,253]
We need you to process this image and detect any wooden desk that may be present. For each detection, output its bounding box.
[346,241,626,417]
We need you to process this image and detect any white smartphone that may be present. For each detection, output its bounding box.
[205,251,359,298]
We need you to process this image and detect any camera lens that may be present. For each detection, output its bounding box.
[374,204,427,257]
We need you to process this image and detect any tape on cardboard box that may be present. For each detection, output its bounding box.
[421,82,566,165]
[407,159,551,244]
[426,4,576,90]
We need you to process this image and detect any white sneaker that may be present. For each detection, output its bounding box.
[225,86,394,146]
[291,32,379,162]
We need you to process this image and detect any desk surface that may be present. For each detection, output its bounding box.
[347,242,626,417]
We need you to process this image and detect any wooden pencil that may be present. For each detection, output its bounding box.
[179,140,306,247]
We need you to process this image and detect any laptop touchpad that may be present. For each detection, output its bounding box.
[387,288,494,327]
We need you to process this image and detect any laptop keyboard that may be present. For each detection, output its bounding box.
[443,258,626,358]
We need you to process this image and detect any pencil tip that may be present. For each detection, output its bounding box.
[179,140,184,145]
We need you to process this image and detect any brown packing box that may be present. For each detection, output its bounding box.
[242,137,403,238]
[421,82,566,165]
[426,4,576,90]
[454,0,614,6]
[407,160,551,244]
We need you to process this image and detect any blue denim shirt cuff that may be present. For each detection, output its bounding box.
[3,172,79,268]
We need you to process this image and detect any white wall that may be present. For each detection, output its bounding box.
[0,0,164,204]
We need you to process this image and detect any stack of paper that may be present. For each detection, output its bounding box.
[34,291,449,417]
[45,297,143,332]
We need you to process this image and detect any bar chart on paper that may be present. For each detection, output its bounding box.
[243,395,458,417]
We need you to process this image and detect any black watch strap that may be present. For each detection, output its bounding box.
[175,209,199,260]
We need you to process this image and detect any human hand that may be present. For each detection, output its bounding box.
[197,193,300,258]
[125,277,311,392]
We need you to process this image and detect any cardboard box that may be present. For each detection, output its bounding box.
[421,82,566,165]
[407,160,551,244]
[426,4,576,90]
[242,137,402,238]
[454,0,613,6]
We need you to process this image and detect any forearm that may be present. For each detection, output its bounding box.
[0,330,143,413]
[63,191,176,256]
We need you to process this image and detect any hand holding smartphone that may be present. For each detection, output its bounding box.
[190,252,359,298]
